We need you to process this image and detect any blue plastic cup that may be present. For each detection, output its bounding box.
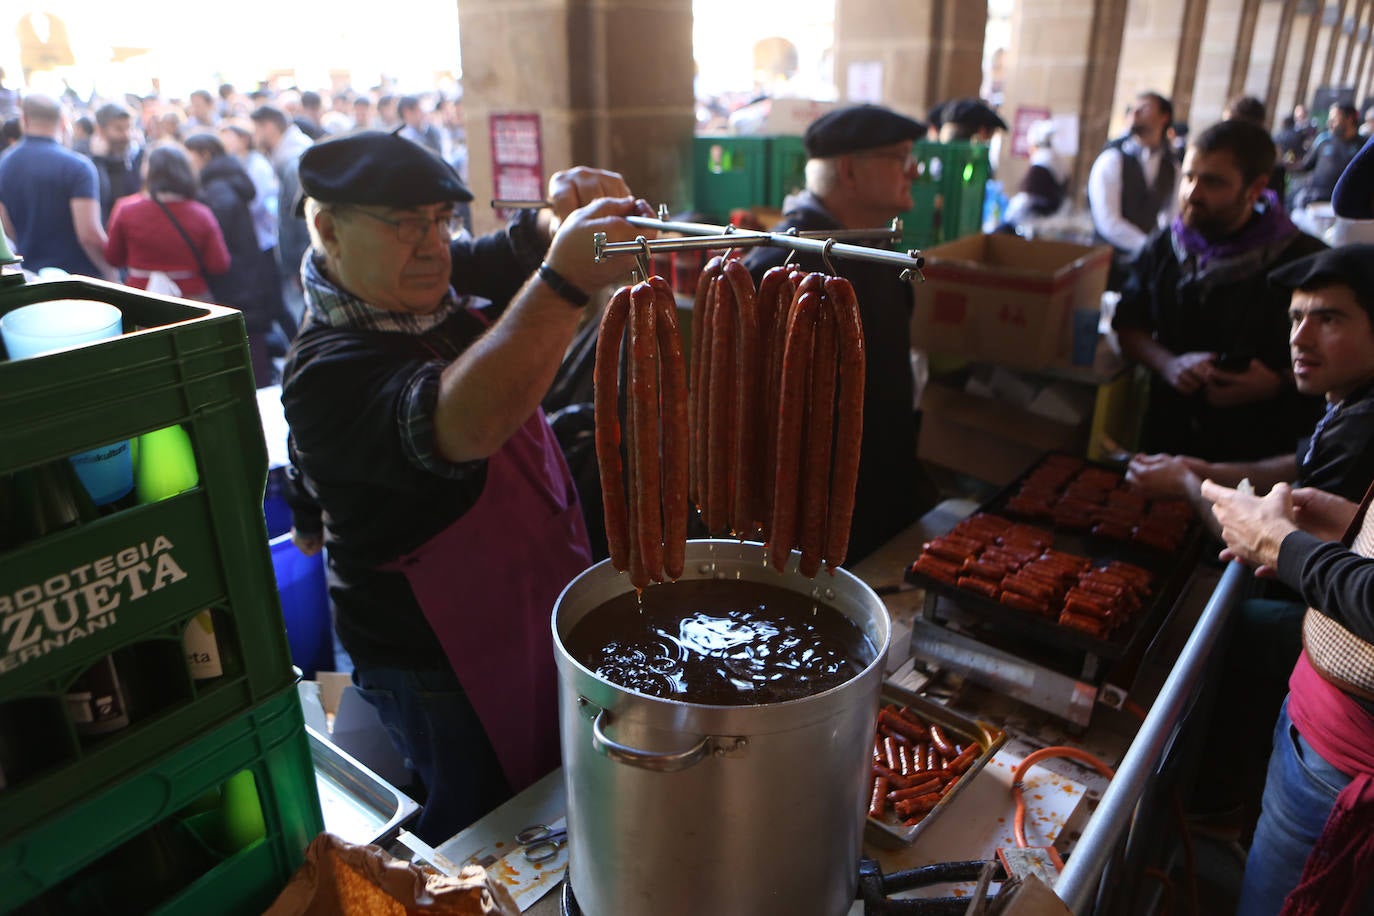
[1,300,133,505]
[0,299,123,359]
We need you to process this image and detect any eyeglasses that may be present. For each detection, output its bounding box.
[342,208,462,244]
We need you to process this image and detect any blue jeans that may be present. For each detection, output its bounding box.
[352,665,512,844]
[1237,697,1363,916]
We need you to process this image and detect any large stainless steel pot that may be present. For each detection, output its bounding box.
[552,540,891,916]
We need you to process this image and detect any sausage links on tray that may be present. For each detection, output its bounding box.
[909,513,1155,639]
[868,704,980,826]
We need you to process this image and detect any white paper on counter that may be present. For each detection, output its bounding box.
[430,770,568,912]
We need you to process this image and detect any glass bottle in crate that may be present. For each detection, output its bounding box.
[64,656,131,738]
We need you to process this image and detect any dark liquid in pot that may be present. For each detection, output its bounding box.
[565,579,875,705]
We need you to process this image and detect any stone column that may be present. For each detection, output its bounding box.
[1172,0,1213,126]
[458,0,696,235]
[1290,4,1326,113]
[1228,0,1265,106]
[832,0,984,120]
[1340,0,1369,83]
[1246,0,1287,104]
[1196,0,1248,128]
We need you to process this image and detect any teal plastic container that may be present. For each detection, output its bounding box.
[0,276,296,838]
[1,685,323,914]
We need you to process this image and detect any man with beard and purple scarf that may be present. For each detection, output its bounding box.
[1113,119,1326,462]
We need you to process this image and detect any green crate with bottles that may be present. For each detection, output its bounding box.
[900,139,991,250]
[691,135,772,222]
[0,275,298,839]
[3,683,321,915]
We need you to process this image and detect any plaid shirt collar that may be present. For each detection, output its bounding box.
[301,251,462,334]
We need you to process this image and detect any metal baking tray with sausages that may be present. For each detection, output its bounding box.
[904,461,1201,658]
[864,684,1006,848]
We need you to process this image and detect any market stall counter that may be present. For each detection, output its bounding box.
[395,492,1228,916]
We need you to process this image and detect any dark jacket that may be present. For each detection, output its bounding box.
[199,155,284,332]
[1113,225,1326,461]
[742,191,923,565]
[90,146,144,226]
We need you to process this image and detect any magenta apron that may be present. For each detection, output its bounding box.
[383,410,592,791]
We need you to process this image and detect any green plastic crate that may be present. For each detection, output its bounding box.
[765,135,808,210]
[691,135,770,222]
[901,140,991,250]
[1,684,322,914]
[0,276,296,837]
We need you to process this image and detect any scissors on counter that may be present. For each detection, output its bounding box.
[516,823,568,863]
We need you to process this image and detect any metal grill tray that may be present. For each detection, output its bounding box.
[864,684,1006,848]
[905,453,1202,660]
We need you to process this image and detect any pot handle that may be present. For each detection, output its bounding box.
[585,703,744,772]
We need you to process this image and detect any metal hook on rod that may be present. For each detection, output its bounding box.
[633,236,653,282]
[820,238,838,276]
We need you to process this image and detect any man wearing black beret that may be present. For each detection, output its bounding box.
[935,97,1007,143]
[744,104,933,565]
[281,130,650,843]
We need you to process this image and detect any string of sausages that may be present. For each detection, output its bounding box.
[594,277,689,590]
[688,255,866,577]
[595,255,866,589]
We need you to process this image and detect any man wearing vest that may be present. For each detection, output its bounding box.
[1088,91,1178,291]
[1112,120,1325,463]
[1200,136,1374,916]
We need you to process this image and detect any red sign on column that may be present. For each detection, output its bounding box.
[490,112,544,212]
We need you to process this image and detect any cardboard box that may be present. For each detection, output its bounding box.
[913,234,1111,370]
[917,380,1088,486]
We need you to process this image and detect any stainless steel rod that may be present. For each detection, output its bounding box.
[599,229,924,271]
[1054,561,1248,913]
[623,215,902,244]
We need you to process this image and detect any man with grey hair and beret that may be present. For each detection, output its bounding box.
[281,130,651,842]
[744,103,932,565]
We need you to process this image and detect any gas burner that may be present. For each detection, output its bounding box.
[560,860,1003,915]
[560,881,582,916]
[858,858,1004,915]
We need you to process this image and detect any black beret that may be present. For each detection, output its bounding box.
[940,98,1008,132]
[803,105,926,159]
[295,130,472,217]
[1333,134,1374,218]
[1269,245,1374,318]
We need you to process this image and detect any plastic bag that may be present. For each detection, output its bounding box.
[144,271,183,298]
[264,833,519,916]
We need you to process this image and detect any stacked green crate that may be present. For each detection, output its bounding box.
[691,136,771,223]
[900,140,991,251]
[0,276,321,914]
[765,135,808,212]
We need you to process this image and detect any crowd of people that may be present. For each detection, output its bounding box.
[1,64,1372,912]
[0,76,469,385]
